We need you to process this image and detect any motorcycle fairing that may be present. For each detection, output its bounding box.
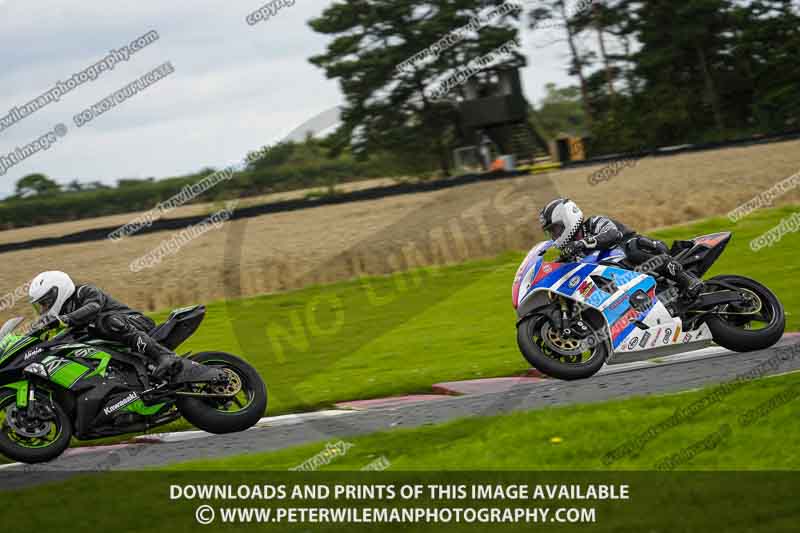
[581,246,626,265]
[514,241,712,356]
[513,240,556,308]
[676,231,732,277]
[0,330,169,434]
[38,356,93,389]
[513,242,628,310]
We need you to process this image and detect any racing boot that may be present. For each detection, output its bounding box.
[139,337,183,379]
[665,260,704,299]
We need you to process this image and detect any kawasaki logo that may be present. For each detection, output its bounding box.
[103,392,139,415]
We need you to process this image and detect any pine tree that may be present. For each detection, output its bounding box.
[309,0,524,175]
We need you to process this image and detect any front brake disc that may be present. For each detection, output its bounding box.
[5,405,52,438]
[541,323,587,357]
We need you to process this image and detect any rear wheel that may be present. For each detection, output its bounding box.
[704,275,785,352]
[176,352,267,434]
[516,313,609,380]
[0,390,72,464]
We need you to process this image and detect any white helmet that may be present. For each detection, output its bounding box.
[539,198,584,249]
[28,271,75,317]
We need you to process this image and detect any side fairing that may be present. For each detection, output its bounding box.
[39,356,93,389]
[0,335,39,367]
[515,248,715,356]
[519,260,676,350]
[513,241,556,309]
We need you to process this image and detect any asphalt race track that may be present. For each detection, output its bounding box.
[2,337,800,481]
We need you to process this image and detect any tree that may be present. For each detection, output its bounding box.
[534,83,587,138]
[66,180,84,192]
[84,181,111,191]
[308,0,524,175]
[15,173,60,197]
[246,142,297,173]
[624,0,739,139]
[117,177,155,188]
[528,0,595,126]
[531,0,797,151]
[730,0,800,131]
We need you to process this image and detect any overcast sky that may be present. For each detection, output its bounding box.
[0,0,578,197]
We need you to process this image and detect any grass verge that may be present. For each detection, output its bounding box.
[1,204,797,461]
[167,203,800,416]
[164,371,800,471]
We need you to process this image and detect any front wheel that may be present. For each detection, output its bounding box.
[0,389,72,464]
[704,275,785,352]
[516,313,609,380]
[176,352,267,434]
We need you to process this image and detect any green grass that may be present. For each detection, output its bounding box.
[2,204,797,462]
[163,203,800,417]
[165,371,800,471]
[4,373,799,533]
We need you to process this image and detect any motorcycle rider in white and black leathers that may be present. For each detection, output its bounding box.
[539,198,704,297]
[28,271,182,378]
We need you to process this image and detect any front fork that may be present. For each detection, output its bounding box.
[556,296,593,339]
[3,381,54,425]
[3,380,31,408]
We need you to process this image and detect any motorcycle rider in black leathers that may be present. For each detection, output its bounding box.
[28,271,182,378]
[539,198,704,297]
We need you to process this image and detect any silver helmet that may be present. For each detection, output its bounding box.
[539,198,584,249]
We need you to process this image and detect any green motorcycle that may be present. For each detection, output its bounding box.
[0,305,267,464]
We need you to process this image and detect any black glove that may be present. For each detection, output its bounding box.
[561,240,587,258]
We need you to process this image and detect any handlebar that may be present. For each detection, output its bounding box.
[25,319,71,339]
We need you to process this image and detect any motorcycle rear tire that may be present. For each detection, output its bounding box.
[705,275,785,352]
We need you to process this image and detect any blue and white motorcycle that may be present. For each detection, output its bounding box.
[512,232,785,380]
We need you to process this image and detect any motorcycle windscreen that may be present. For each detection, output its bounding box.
[512,241,554,308]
